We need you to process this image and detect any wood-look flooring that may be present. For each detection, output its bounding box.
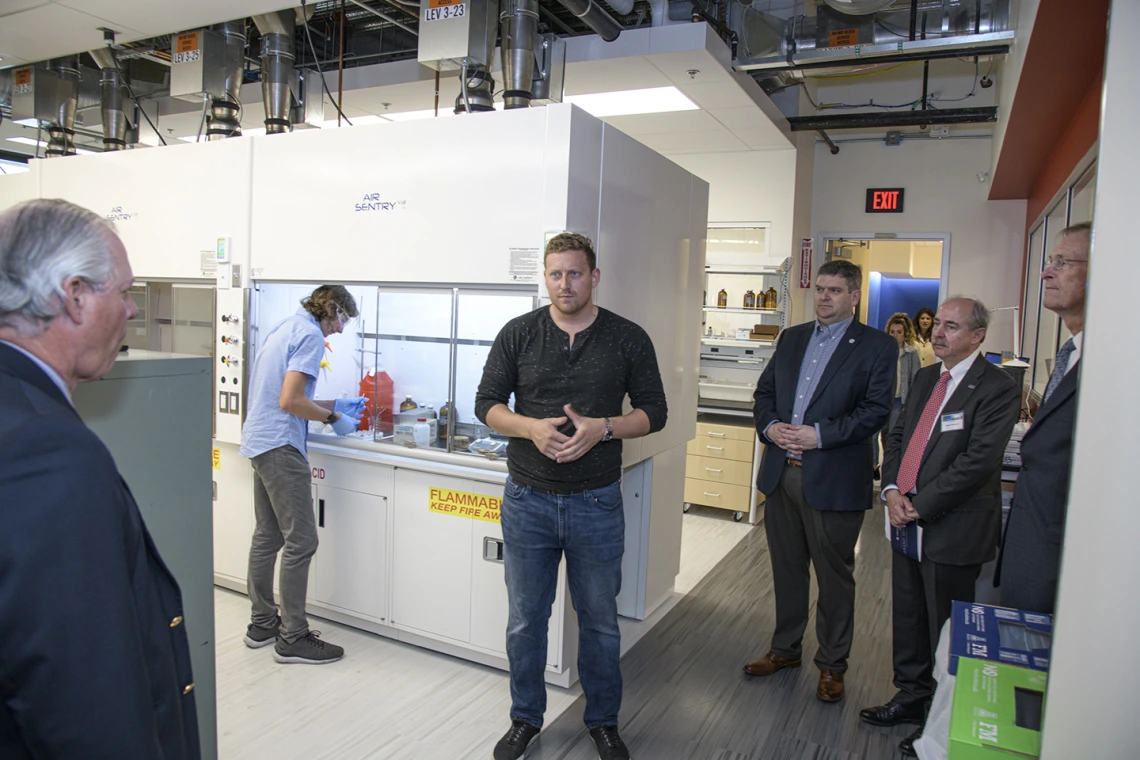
[526,511,909,760]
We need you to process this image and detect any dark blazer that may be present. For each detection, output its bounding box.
[996,360,1080,614]
[754,318,897,511]
[0,343,200,760]
[883,356,1021,565]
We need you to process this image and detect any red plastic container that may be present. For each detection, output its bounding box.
[359,369,394,433]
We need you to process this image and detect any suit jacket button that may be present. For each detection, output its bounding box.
[170,616,184,628]
[183,683,195,695]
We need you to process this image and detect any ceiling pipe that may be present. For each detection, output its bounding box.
[555,0,622,41]
[88,48,128,151]
[252,11,296,133]
[45,57,79,158]
[500,0,539,108]
[208,19,246,140]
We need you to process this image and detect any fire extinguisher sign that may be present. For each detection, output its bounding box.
[798,238,813,289]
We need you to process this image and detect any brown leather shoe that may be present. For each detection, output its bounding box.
[742,651,802,677]
[816,669,845,702]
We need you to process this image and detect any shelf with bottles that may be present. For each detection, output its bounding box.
[702,306,783,315]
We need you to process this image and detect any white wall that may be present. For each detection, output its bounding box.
[810,137,1027,354]
[1042,2,1138,755]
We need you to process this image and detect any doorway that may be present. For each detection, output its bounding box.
[820,235,948,332]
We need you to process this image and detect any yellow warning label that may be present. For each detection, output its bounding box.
[176,32,199,53]
[428,0,463,7]
[429,487,501,523]
[829,28,859,47]
[14,68,32,86]
[212,448,221,470]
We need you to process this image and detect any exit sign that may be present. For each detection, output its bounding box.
[866,188,905,213]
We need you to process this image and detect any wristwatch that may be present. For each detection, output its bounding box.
[325,411,337,425]
[602,417,613,442]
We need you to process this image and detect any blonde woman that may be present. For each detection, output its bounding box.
[913,307,937,367]
[874,313,921,477]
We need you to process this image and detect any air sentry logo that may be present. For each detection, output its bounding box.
[107,206,138,222]
[355,193,407,212]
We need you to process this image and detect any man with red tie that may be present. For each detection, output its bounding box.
[859,297,1021,757]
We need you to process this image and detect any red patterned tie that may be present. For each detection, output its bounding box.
[897,371,952,495]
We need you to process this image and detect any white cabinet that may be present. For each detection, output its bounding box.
[212,440,252,588]
[311,486,388,623]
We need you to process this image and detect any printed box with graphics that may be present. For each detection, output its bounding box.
[949,658,1047,759]
[949,601,1052,676]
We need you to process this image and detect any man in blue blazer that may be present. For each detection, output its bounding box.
[0,200,200,759]
[997,222,1090,615]
[743,259,896,703]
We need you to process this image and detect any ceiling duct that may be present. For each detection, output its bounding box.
[208,20,247,140]
[500,0,539,109]
[252,11,296,134]
[821,0,895,14]
[88,49,128,151]
[554,0,622,41]
[45,57,79,158]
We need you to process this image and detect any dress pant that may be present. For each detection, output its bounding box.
[891,551,981,707]
[765,462,866,672]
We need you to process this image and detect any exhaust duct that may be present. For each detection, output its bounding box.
[252,11,296,134]
[555,0,622,42]
[455,66,496,113]
[88,48,127,151]
[45,57,79,158]
[499,0,539,109]
[209,20,247,139]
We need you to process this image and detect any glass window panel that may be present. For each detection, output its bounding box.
[314,285,377,405]
[453,292,533,440]
[171,285,215,357]
[124,284,151,351]
[1033,200,1069,395]
[1022,225,1044,364]
[1070,163,1096,225]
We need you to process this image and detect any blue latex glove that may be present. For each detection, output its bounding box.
[334,396,367,416]
[330,412,359,436]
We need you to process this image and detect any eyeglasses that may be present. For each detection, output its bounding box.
[1043,256,1088,272]
[335,306,356,327]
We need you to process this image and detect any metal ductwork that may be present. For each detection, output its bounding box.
[88,48,128,151]
[455,66,496,114]
[500,0,539,109]
[45,57,79,158]
[555,0,622,42]
[252,11,295,134]
[208,20,246,139]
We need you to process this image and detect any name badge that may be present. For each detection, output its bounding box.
[941,411,965,432]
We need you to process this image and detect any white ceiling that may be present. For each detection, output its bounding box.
[1,13,792,158]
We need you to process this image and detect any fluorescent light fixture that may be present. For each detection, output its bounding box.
[14,118,40,127]
[318,115,387,128]
[75,148,97,155]
[6,137,45,147]
[564,86,698,118]
[382,108,457,122]
[178,127,267,142]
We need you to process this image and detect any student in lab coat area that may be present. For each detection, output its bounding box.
[239,284,366,664]
[475,233,668,760]
[0,199,199,758]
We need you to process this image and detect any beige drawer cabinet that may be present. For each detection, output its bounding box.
[684,417,762,522]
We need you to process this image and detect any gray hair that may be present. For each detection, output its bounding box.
[943,295,990,332]
[0,199,118,335]
[817,259,863,292]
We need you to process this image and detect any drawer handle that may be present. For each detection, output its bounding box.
[706,446,724,451]
[706,431,726,438]
[703,491,721,497]
[705,467,723,473]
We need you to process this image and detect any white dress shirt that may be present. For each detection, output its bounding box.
[882,350,981,497]
[1064,332,1083,376]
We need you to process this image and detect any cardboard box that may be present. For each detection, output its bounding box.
[949,658,1047,759]
[949,601,1052,676]
[751,324,780,337]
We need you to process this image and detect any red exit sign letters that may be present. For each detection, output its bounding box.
[866,188,905,213]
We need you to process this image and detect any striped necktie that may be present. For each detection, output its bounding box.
[1043,338,1076,403]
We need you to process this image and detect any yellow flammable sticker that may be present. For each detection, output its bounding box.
[429,487,501,523]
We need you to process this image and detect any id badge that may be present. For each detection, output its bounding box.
[941,411,965,432]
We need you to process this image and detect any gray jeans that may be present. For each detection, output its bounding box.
[248,445,317,643]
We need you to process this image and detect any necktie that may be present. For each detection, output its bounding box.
[897,371,952,495]
[1043,338,1076,403]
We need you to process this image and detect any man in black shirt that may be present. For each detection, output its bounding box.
[476,233,667,760]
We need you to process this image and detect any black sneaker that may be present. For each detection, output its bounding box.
[589,725,630,760]
[493,720,540,760]
[243,619,280,649]
[273,630,345,664]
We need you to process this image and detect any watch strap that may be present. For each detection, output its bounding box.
[603,417,613,441]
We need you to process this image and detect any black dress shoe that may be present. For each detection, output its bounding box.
[494,720,540,760]
[899,725,922,757]
[859,699,926,727]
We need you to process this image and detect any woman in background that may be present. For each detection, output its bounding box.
[875,313,922,478]
[913,306,937,367]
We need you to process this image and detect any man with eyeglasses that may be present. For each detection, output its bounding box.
[239,285,365,664]
[996,222,1091,615]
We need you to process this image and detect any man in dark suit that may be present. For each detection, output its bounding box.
[743,260,896,703]
[998,222,1090,615]
[859,297,1021,757]
[0,199,200,759]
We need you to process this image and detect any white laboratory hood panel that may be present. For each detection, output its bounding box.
[37,139,253,282]
[0,162,39,211]
[250,107,561,285]
[594,125,708,460]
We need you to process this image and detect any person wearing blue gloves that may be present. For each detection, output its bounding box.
[239,284,363,664]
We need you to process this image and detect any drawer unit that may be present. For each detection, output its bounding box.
[686,435,754,463]
[686,454,753,487]
[684,477,752,512]
[695,421,755,442]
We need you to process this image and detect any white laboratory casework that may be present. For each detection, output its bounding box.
[1,103,709,687]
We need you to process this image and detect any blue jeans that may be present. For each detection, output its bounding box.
[501,476,625,729]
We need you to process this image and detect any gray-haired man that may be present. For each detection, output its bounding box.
[0,199,199,758]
